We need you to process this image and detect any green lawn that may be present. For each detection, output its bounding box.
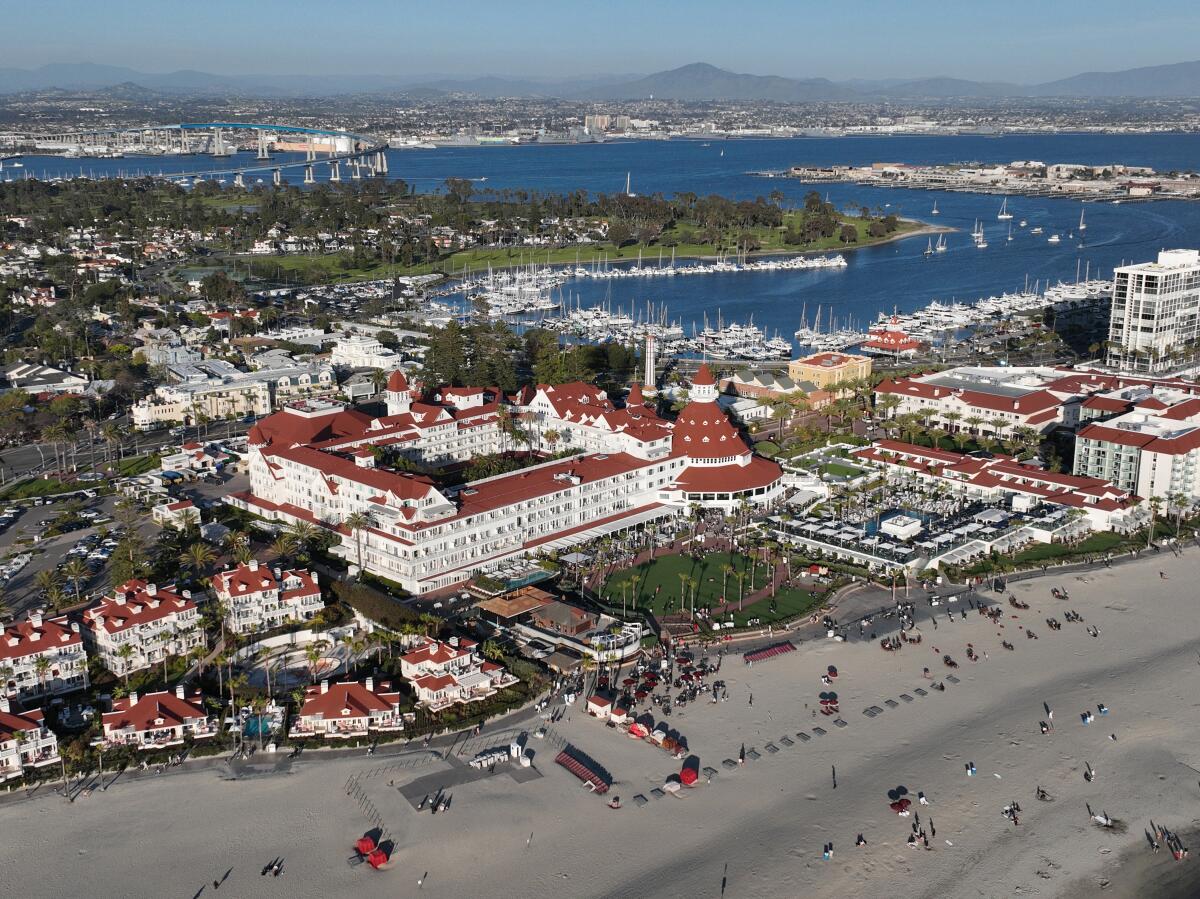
[117,453,161,477]
[602,552,772,616]
[0,478,83,500]
[1010,530,1127,565]
[821,461,866,479]
[735,588,823,627]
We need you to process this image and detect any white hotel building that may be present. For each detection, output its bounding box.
[228,365,784,594]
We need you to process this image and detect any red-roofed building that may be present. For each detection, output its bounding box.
[151,498,201,528]
[400,637,518,711]
[874,368,1066,436]
[81,581,203,676]
[212,560,323,635]
[229,370,783,592]
[0,697,60,781]
[861,318,921,357]
[96,686,217,750]
[1,610,89,702]
[289,678,405,739]
[852,439,1141,531]
[1075,396,1200,498]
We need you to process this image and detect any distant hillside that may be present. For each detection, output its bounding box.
[1029,59,1200,98]
[578,63,859,102]
[2,58,1200,100]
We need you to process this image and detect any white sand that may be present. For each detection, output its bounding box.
[3,552,1200,898]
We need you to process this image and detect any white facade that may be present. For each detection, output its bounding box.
[0,699,60,781]
[0,611,90,702]
[330,334,402,371]
[212,561,324,635]
[1107,249,1200,374]
[131,363,335,430]
[81,581,204,676]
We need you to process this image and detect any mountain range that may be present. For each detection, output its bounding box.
[3,59,1200,100]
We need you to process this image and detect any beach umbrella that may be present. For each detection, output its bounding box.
[827,665,838,678]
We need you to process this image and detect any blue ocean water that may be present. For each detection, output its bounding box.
[12,133,1200,341]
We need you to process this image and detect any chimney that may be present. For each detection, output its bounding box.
[0,696,9,714]
[320,679,329,694]
[249,559,259,572]
[146,584,158,597]
[273,567,282,581]
[71,622,80,633]
[129,691,138,706]
[29,610,43,628]
[175,685,186,700]
[182,589,191,600]
[365,676,374,692]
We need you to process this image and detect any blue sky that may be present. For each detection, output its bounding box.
[6,0,1199,82]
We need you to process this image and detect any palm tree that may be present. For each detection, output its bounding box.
[61,558,91,606]
[951,430,971,452]
[965,415,985,437]
[34,569,61,599]
[116,644,136,686]
[1170,492,1190,534]
[942,410,962,434]
[721,563,734,604]
[179,542,216,584]
[343,511,371,579]
[33,655,52,695]
[989,417,1010,443]
[285,520,317,562]
[270,533,298,566]
[1147,495,1163,548]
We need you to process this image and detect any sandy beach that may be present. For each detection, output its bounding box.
[3,550,1200,898]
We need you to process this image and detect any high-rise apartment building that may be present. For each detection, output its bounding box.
[1107,249,1200,374]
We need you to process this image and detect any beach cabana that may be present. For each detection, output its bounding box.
[744,641,797,664]
[366,848,389,869]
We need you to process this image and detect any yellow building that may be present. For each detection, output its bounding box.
[787,352,872,390]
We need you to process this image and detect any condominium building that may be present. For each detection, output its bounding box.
[96,687,217,750]
[1106,249,1200,374]
[0,697,60,781]
[228,365,784,594]
[81,581,204,676]
[1074,388,1200,499]
[131,362,335,430]
[399,636,517,711]
[289,678,405,739]
[212,561,323,635]
[0,610,90,702]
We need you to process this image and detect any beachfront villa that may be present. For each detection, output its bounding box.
[226,365,784,594]
[96,687,217,750]
[81,581,204,676]
[0,697,60,781]
[212,561,324,635]
[289,678,405,739]
[399,636,518,711]
[0,610,90,702]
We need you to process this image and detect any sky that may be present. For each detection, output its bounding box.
[5,0,1200,83]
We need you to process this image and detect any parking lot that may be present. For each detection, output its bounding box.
[0,472,249,619]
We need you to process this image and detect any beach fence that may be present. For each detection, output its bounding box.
[344,772,390,841]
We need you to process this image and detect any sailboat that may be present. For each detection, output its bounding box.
[924,238,934,257]
[624,172,636,197]
[1007,223,1013,242]
[1078,207,1087,231]
[997,198,1013,221]
[935,234,947,253]
[931,200,940,216]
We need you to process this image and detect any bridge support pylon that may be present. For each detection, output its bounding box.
[256,130,270,161]
[303,164,315,185]
[329,160,341,182]
[377,150,388,174]
[233,173,245,188]
[273,168,282,186]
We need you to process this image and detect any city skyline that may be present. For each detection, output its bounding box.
[4,0,1200,84]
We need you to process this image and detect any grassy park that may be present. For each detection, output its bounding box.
[600,551,823,627]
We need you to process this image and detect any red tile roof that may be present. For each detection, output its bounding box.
[673,399,748,459]
[1,614,81,662]
[386,370,408,392]
[674,456,783,493]
[102,689,207,734]
[83,581,196,635]
[691,363,716,386]
[297,680,401,720]
[0,707,46,740]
